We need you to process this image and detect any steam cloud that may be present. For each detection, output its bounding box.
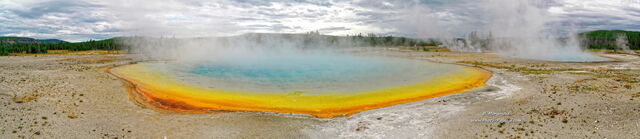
[616,34,636,54]
[120,33,376,62]
[403,0,607,61]
[118,0,611,62]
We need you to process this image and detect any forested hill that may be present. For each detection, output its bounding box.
[579,30,640,50]
[0,37,67,44]
[0,37,121,56]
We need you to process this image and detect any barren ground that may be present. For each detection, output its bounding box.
[0,50,638,138]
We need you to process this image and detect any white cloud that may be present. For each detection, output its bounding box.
[549,0,640,31]
[0,0,639,41]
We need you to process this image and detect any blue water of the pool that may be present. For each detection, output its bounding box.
[189,54,417,82]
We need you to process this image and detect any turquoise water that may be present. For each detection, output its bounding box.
[190,54,416,82]
[535,50,610,62]
[149,53,461,93]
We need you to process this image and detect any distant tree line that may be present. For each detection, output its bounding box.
[0,33,442,56]
[2,30,639,56]
[297,32,439,47]
[211,32,440,49]
[345,33,439,47]
[0,38,124,56]
[580,30,640,50]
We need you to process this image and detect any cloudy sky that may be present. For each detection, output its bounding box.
[0,0,639,42]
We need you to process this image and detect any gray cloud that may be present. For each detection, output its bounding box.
[319,27,350,31]
[9,1,100,19]
[0,0,638,42]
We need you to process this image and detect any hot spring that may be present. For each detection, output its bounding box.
[111,53,491,118]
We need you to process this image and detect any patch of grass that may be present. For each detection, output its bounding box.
[57,56,129,64]
[582,86,599,91]
[562,117,569,123]
[12,95,37,103]
[400,46,451,52]
[567,85,600,93]
[543,107,565,118]
[457,60,575,75]
[583,70,640,84]
[566,86,580,92]
[67,115,78,119]
[568,72,592,76]
[520,70,551,74]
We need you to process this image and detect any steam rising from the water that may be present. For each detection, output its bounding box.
[120,0,608,62]
[411,0,608,61]
[120,33,371,62]
[616,34,636,54]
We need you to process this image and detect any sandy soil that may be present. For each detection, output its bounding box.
[0,50,638,138]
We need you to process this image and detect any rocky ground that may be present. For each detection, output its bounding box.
[0,51,638,138]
